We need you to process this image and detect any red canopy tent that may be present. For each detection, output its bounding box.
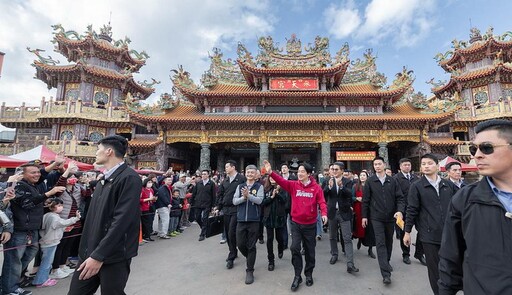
[9,145,94,171]
[439,156,478,172]
[0,155,29,168]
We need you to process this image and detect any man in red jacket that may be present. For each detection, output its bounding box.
[264,160,327,292]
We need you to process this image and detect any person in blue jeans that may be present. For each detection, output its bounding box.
[33,198,80,288]
[2,161,65,295]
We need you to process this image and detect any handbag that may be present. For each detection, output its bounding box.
[205,214,224,238]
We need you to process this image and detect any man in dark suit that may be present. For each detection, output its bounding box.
[393,158,426,265]
[68,135,142,295]
[323,162,358,273]
[191,169,216,241]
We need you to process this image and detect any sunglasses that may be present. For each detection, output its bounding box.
[469,143,512,156]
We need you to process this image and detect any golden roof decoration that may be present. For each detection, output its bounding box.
[255,35,334,68]
[341,49,386,87]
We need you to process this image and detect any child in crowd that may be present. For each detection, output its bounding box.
[32,198,80,288]
[168,188,182,237]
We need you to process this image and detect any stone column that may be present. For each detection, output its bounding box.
[240,157,245,172]
[216,149,225,173]
[378,142,389,165]
[155,142,168,171]
[200,143,211,171]
[259,142,269,167]
[321,142,331,171]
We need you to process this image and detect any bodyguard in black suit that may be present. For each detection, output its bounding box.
[68,135,142,295]
[393,158,425,265]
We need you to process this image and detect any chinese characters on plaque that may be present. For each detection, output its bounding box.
[269,78,319,91]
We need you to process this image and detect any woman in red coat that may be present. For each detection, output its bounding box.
[352,171,375,258]
[140,178,157,241]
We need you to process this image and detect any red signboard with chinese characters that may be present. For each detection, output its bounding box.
[336,151,376,161]
[269,78,319,91]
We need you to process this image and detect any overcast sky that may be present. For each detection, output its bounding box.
[0,0,510,119]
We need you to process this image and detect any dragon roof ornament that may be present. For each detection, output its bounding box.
[342,48,386,87]
[171,65,198,88]
[390,66,415,90]
[123,92,180,115]
[407,91,463,114]
[27,47,60,66]
[255,35,333,68]
[200,47,246,88]
[50,24,148,61]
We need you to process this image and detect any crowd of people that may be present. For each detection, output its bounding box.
[0,119,511,294]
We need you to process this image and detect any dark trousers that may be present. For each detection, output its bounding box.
[224,213,238,261]
[140,211,154,239]
[68,258,132,295]
[422,242,441,295]
[266,226,284,263]
[53,227,80,269]
[195,208,210,237]
[290,221,316,277]
[258,214,264,240]
[372,220,394,278]
[399,226,424,258]
[282,214,289,248]
[236,222,259,272]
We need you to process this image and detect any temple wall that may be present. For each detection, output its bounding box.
[16,127,52,146]
[489,82,501,103]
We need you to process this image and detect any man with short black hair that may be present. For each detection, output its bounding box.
[393,158,425,266]
[403,154,458,295]
[2,164,65,295]
[324,162,358,273]
[68,135,142,295]
[264,160,327,292]
[191,170,216,241]
[439,119,512,294]
[362,156,405,285]
[213,160,246,270]
[445,162,466,189]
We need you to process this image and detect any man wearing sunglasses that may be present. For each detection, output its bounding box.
[439,119,512,295]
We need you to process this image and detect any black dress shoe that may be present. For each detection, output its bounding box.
[368,248,376,259]
[245,271,254,284]
[403,256,411,264]
[268,263,275,271]
[198,236,205,241]
[278,251,283,259]
[357,240,362,250]
[147,237,155,241]
[415,255,427,266]
[329,255,338,265]
[291,276,302,291]
[347,265,359,273]
[305,276,314,287]
[383,276,391,285]
[226,260,234,269]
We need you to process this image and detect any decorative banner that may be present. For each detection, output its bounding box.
[269,78,319,91]
[336,151,376,161]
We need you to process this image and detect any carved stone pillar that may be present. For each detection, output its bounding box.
[200,143,211,171]
[216,148,225,173]
[155,142,168,171]
[378,142,389,165]
[321,142,331,171]
[259,142,269,168]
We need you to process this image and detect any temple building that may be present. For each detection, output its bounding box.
[1,26,511,173]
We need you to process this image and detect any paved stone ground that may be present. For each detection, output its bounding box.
[17,222,457,295]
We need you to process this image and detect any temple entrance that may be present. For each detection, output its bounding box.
[387,141,422,173]
[331,141,378,174]
[272,142,318,173]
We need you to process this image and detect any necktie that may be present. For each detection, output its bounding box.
[406,174,410,181]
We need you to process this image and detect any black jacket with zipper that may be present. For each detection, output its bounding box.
[323,177,354,221]
[438,178,512,295]
[216,173,246,215]
[362,174,405,222]
[78,163,142,264]
[404,176,458,244]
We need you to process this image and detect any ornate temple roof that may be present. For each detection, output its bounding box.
[128,138,163,148]
[435,27,512,72]
[50,24,148,72]
[432,61,512,96]
[425,137,466,147]
[32,61,154,98]
[128,102,453,124]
